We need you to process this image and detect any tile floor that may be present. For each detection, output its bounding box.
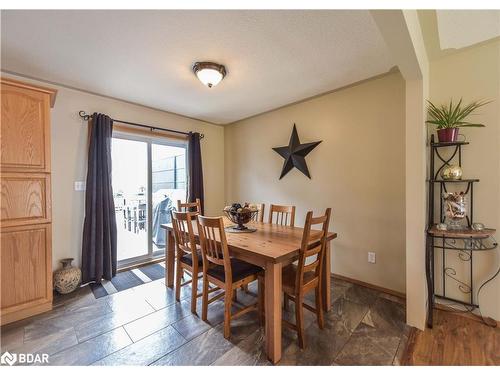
[0,276,409,366]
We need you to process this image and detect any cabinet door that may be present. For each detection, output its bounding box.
[1,173,51,227]
[0,83,50,172]
[0,224,52,314]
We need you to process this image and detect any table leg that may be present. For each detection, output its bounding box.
[265,261,282,364]
[322,241,332,312]
[165,229,175,288]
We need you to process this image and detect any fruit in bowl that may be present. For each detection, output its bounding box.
[223,203,259,231]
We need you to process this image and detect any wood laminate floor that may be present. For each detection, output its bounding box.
[0,276,409,366]
[403,308,500,365]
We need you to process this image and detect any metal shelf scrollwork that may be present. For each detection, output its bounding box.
[429,235,497,312]
[434,145,461,180]
[432,236,498,252]
[444,267,472,294]
[458,248,471,262]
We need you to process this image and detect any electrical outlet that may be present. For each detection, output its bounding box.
[368,252,376,264]
[74,181,86,191]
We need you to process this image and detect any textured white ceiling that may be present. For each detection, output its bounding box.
[1,10,394,124]
[436,10,500,50]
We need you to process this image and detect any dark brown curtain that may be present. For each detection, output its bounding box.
[187,132,204,214]
[81,113,117,284]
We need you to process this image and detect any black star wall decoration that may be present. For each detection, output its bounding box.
[272,124,322,179]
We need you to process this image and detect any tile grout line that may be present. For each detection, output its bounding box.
[149,317,247,366]
[122,325,134,344]
[83,301,159,339]
[391,330,407,366]
[148,322,221,366]
[90,321,189,366]
[43,326,79,362]
[54,327,132,366]
[143,298,159,312]
[333,294,405,365]
[332,288,373,364]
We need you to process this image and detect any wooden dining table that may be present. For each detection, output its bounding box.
[161,219,337,364]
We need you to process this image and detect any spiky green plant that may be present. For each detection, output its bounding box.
[426,99,490,129]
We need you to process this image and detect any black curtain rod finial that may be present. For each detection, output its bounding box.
[79,111,92,121]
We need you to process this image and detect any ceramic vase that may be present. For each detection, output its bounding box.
[53,258,81,294]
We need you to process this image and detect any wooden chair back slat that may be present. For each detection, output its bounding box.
[197,216,231,278]
[303,258,320,273]
[307,231,324,244]
[310,214,328,225]
[305,243,322,256]
[171,210,198,258]
[268,204,295,227]
[295,208,332,291]
[177,198,202,213]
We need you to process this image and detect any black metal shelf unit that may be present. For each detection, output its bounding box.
[426,135,498,328]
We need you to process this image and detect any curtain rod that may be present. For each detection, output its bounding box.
[78,111,204,139]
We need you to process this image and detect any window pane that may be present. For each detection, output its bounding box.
[176,168,186,184]
[151,143,186,252]
[112,137,148,261]
[153,170,175,184]
[176,155,186,169]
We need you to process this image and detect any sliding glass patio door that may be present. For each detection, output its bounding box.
[111,132,187,268]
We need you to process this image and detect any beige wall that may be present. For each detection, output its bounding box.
[2,72,225,271]
[225,72,406,293]
[429,40,500,321]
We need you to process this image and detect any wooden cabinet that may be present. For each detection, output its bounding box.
[1,224,52,320]
[1,173,51,227]
[1,77,56,325]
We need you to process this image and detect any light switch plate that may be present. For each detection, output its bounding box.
[74,181,86,191]
[368,252,376,264]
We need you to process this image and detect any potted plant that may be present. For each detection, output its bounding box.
[426,99,490,142]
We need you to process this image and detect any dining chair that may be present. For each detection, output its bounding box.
[281,208,332,348]
[171,210,218,314]
[177,198,202,213]
[268,204,296,227]
[247,203,265,223]
[197,215,264,339]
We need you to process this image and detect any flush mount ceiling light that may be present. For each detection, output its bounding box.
[193,62,227,88]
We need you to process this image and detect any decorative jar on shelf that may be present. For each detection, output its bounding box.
[443,192,467,229]
[53,258,81,294]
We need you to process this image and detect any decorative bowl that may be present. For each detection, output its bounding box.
[440,164,463,180]
[223,203,259,231]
